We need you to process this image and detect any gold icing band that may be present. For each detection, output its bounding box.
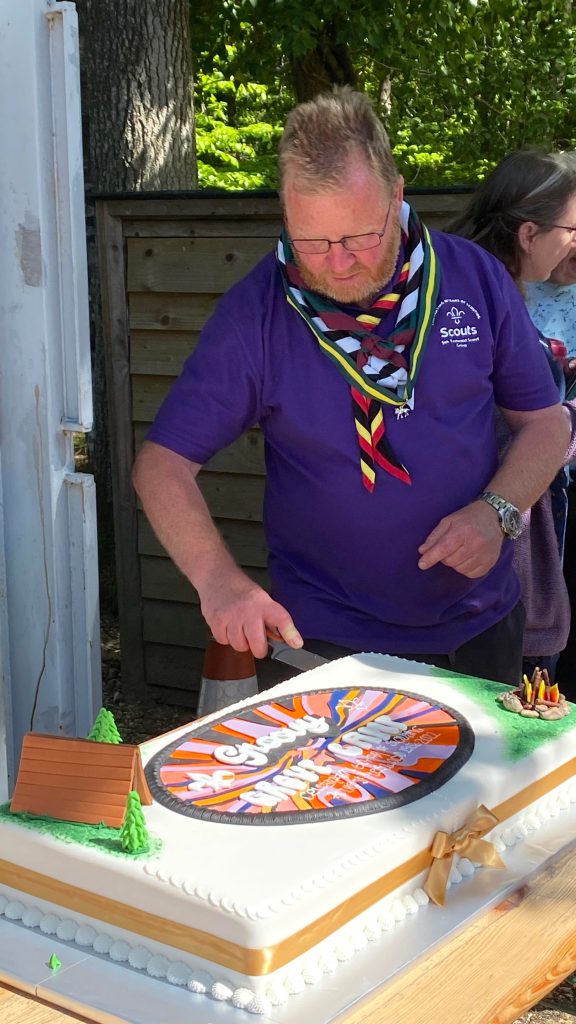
[1,756,575,977]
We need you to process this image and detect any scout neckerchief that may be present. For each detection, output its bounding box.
[276,200,440,492]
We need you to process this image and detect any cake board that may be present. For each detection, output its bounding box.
[1,815,575,1024]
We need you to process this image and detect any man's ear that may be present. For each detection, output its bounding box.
[396,176,404,210]
[518,220,539,254]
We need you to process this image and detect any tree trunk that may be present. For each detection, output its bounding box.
[290,17,357,102]
[78,0,196,191]
[75,0,196,613]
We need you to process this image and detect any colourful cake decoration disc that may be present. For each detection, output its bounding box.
[146,687,474,825]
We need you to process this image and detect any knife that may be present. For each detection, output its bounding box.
[266,633,328,672]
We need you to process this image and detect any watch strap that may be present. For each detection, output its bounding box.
[478,491,509,512]
[478,491,522,538]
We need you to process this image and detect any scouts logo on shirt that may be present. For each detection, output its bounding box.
[433,298,481,348]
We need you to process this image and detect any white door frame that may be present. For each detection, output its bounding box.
[0,0,101,795]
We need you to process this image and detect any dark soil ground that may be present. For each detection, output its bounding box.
[99,613,576,1021]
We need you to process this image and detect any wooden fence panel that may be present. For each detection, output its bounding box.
[130,331,198,375]
[143,600,210,648]
[204,433,266,476]
[140,555,269,604]
[133,423,265,476]
[129,293,220,332]
[196,473,265,520]
[138,511,268,566]
[127,237,274,293]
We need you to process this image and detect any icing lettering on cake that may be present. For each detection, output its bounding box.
[212,713,329,765]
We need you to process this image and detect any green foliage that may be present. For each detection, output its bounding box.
[87,707,122,744]
[382,0,576,185]
[194,19,290,189]
[192,0,576,189]
[120,791,149,853]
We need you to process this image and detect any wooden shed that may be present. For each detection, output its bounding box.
[96,189,471,709]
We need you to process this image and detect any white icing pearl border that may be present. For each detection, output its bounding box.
[2,777,576,1016]
[141,806,439,921]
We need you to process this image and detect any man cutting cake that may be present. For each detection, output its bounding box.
[133,87,569,686]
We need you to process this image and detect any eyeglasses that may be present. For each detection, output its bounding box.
[290,202,392,255]
[541,222,576,238]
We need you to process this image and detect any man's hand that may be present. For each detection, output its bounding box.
[418,500,505,578]
[199,569,303,659]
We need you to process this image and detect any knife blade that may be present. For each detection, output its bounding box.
[267,637,328,672]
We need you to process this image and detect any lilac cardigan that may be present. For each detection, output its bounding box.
[501,401,576,656]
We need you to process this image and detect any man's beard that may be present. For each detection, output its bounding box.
[294,216,402,306]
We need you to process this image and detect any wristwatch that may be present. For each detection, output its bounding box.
[478,491,523,539]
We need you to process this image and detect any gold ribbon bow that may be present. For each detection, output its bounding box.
[424,804,505,906]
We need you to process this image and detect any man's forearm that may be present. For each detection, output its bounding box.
[132,441,240,590]
[132,441,303,656]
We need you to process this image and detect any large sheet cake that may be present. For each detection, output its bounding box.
[1,654,575,1018]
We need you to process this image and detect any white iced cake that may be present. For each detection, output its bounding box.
[1,654,576,1017]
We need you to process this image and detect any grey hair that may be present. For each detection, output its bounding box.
[450,149,576,281]
[278,86,400,200]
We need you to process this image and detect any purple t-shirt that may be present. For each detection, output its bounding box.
[147,229,559,654]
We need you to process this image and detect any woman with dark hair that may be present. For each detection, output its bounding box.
[451,149,576,283]
[451,149,576,687]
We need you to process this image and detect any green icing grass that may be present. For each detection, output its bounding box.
[0,803,161,859]
[427,665,576,762]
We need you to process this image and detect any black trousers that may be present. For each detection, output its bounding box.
[304,601,525,687]
[557,480,576,700]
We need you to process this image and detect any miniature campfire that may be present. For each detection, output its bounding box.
[497,667,570,720]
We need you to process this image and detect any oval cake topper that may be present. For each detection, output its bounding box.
[145,687,474,825]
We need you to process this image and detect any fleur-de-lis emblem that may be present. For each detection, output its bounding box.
[447,306,465,324]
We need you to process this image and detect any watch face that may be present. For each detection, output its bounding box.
[502,506,522,538]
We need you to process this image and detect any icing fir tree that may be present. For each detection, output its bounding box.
[87,707,122,744]
[120,790,149,852]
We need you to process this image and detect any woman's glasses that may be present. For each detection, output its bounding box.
[542,222,576,238]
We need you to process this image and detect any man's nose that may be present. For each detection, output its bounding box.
[325,240,357,270]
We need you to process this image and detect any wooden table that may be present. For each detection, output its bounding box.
[2,845,576,1024]
[0,983,93,1024]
